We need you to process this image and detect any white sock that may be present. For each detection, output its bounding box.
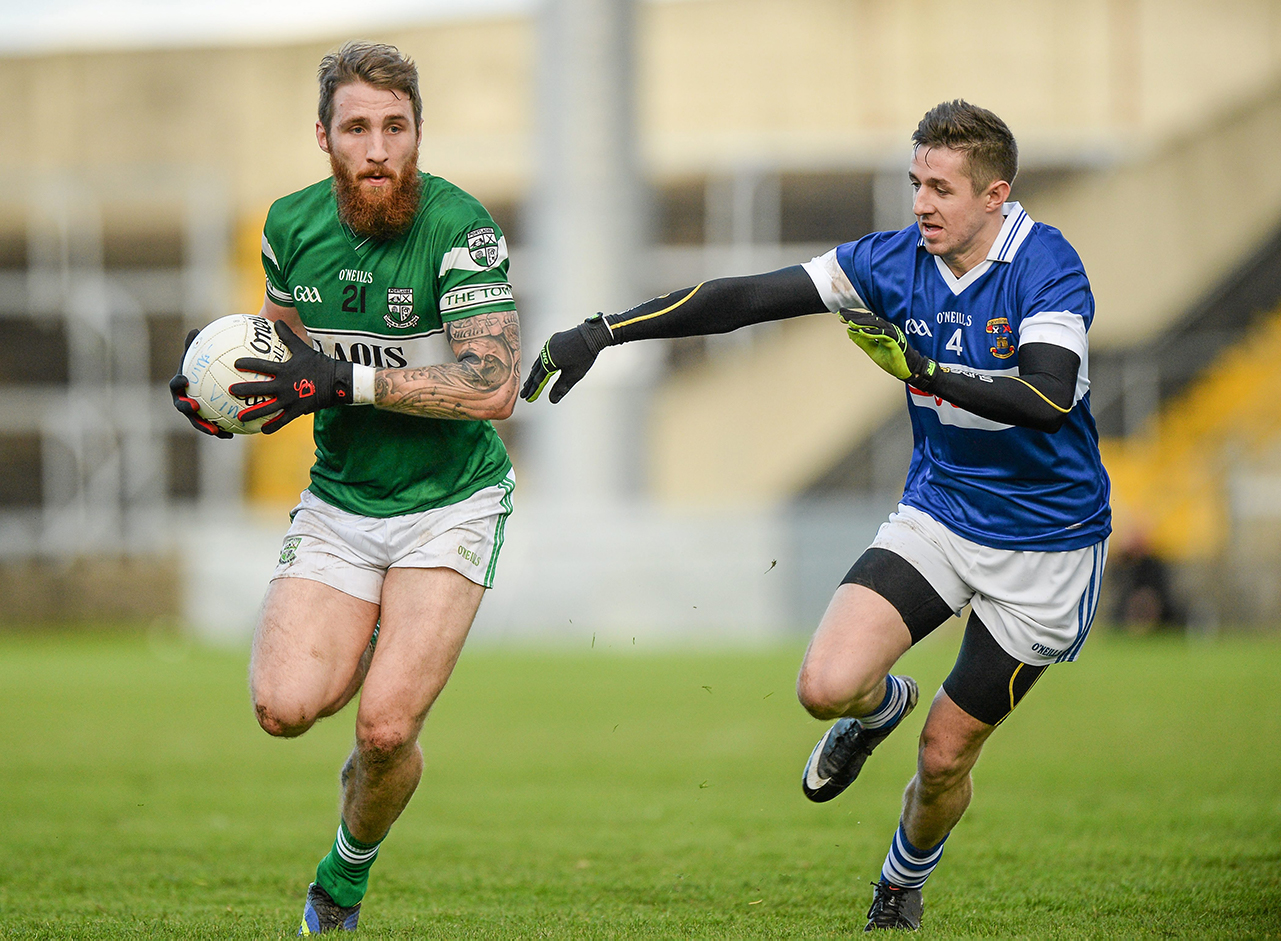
[859,675,912,730]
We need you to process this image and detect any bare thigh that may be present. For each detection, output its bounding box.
[796,584,913,719]
[355,566,487,748]
[250,576,380,737]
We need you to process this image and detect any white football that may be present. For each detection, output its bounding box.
[181,314,291,434]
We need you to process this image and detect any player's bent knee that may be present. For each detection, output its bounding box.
[797,684,844,720]
[796,666,881,720]
[252,694,319,739]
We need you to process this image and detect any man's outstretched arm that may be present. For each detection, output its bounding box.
[521,266,826,403]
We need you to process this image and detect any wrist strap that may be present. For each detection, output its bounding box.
[911,358,940,392]
[352,365,377,405]
[581,314,615,353]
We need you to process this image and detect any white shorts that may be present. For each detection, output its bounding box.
[272,471,516,604]
[870,504,1108,665]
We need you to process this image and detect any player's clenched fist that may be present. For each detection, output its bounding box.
[841,309,937,386]
[520,314,615,403]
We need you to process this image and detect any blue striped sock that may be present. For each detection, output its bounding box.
[859,675,912,730]
[880,820,947,889]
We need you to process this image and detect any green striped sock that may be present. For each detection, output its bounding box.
[314,819,381,907]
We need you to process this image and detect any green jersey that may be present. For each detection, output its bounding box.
[261,172,514,518]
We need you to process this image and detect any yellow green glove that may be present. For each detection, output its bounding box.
[841,309,937,386]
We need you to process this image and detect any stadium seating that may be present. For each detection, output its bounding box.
[1102,302,1281,562]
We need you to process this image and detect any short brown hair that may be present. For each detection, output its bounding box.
[318,41,422,133]
[912,100,1018,193]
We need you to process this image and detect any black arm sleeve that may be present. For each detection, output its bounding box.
[916,342,1080,433]
[603,266,827,342]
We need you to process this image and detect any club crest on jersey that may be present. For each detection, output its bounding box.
[986,317,1015,359]
[385,287,419,329]
[467,227,500,267]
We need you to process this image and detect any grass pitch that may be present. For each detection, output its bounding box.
[0,626,1278,939]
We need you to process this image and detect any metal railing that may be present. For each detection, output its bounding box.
[0,170,240,558]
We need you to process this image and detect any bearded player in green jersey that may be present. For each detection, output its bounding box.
[169,42,520,933]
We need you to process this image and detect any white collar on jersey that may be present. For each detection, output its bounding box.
[921,202,1035,296]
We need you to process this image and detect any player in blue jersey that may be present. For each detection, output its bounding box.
[520,100,1109,932]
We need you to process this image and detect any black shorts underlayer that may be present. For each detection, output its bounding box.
[842,547,1047,726]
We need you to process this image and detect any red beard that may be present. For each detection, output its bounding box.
[331,150,422,240]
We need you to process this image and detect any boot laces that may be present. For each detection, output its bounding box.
[866,881,912,928]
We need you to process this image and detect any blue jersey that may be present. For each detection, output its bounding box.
[802,203,1110,551]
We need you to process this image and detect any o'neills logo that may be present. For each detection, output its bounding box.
[248,315,278,355]
[385,287,418,328]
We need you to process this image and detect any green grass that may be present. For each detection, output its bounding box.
[0,626,1278,939]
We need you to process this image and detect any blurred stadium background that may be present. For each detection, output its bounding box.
[2,0,1281,644]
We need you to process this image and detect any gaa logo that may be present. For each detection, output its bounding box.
[905,319,933,337]
[293,285,322,303]
[467,227,500,267]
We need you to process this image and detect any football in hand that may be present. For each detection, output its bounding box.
[181,314,292,434]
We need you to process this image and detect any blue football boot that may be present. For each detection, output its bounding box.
[299,882,360,934]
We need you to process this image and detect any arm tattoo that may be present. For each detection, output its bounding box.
[374,308,522,419]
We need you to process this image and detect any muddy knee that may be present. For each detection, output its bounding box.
[252,692,318,738]
[355,719,418,767]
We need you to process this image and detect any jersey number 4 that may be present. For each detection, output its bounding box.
[342,285,368,314]
[946,328,964,354]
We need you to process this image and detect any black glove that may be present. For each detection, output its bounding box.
[170,328,233,439]
[230,320,354,434]
[520,315,615,404]
[840,309,938,388]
